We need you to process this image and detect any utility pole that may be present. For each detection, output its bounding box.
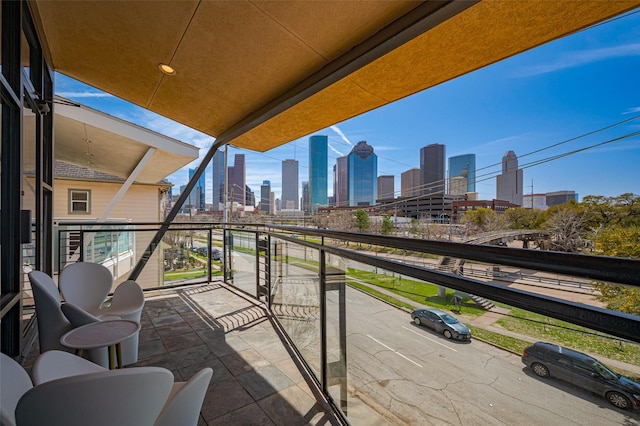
[528,179,534,209]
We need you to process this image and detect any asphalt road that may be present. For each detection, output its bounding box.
[330,286,640,425]
[233,240,639,424]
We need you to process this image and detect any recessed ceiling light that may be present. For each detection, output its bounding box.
[158,63,176,75]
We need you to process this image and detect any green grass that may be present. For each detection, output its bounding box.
[496,307,640,366]
[164,268,222,281]
[346,268,485,318]
[347,281,414,310]
[468,326,531,354]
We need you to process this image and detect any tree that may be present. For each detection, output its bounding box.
[503,207,544,229]
[460,208,505,233]
[409,218,422,238]
[353,209,370,233]
[592,226,640,315]
[380,214,394,235]
[543,206,590,252]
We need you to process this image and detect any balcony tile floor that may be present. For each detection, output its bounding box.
[26,282,339,425]
[138,282,338,425]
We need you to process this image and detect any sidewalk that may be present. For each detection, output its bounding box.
[350,279,640,376]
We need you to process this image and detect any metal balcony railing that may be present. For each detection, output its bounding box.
[51,221,640,425]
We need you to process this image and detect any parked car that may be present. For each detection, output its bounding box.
[411,308,471,340]
[522,342,640,410]
[211,248,222,261]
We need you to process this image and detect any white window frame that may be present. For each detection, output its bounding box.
[69,189,91,214]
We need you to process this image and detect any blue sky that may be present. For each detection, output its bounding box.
[55,9,640,203]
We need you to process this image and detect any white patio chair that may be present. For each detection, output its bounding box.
[97,280,145,365]
[154,367,213,426]
[28,271,73,353]
[0,353,33,426]
[31,350,107,385]
[15,367,173,426]
[59,262,113,314]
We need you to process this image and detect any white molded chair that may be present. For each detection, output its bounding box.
[60,270,144,365]
[97,280,145,365]
[0,353,33,426]
[59,262,113,314]
[31,350,107,385]
[15,367,173,426]
[28,271,73,353]
[154,367,213,426]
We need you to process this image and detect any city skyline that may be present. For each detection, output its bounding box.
[54,10,640,204]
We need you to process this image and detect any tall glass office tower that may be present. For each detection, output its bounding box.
[496,150,523,206]
[334,156,348,207]
[448,153,476,195]
[211,149,225,211]
[188,167,206,211]
[309,135,328,212]
[347,141,377,206]
[227,154,246,205]
[281,159,299,210]
[420,143,445,195]
[260,180,271,213]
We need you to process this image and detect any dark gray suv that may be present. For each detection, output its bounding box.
[522,342,640,410]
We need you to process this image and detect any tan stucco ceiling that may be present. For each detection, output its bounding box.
[30,0,640,153]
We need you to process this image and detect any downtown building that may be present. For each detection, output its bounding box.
[496,150,524,206]
[309,135,328,212]
[187,167,206,211]
[211,149,225,211]
[281,159,299,210]
[260,180,271,214]
[448,154,476,195]
[401,167,421,197]
[347,141,377,206]
[227,154,246,206]
[420,143,446,195]
[333,156,348,208]
[377,175,395,201]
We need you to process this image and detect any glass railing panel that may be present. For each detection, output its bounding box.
[270,237,321,378]
[161,228,209,287]
[322,255,640,424]
[228,230,258,297]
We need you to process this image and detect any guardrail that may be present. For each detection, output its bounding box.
[52,221,640,425]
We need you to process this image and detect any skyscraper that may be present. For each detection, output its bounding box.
[211,149,225,211]
[334,156,348,207]
[401,168,421,197]
[309,135,328,212]
[496,151,523,206]
[420,143,445,195]
[227,154,246,205]
[281,159,299,210]
[301,181,310,213]
[245,185,255,208]
[377,175,394,200]
[260,180,271,213]
[188,167,206,211]
[347,141,377,206]
[448,153,476,195]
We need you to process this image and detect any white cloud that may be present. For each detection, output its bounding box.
[623,107,640,114]
[515,43,640,77]
[330,125,353,146]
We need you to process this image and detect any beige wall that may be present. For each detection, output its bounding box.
[54,178,168,290]
[54,179,164,222]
